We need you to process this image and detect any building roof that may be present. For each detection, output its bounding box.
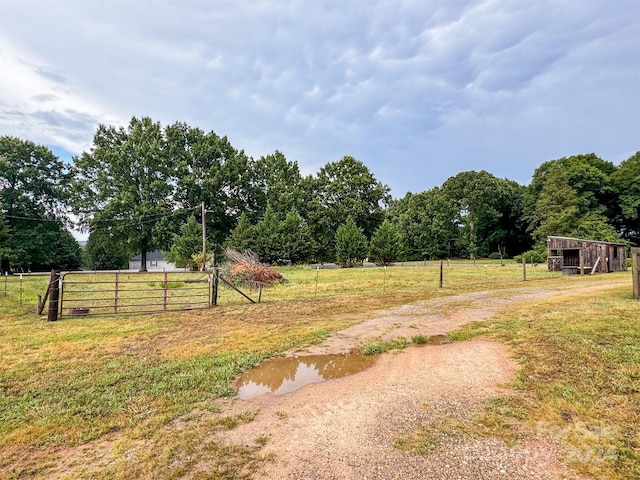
[129,250,167,261]
[547,236,626,246]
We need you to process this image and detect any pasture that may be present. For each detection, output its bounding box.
[0,264,637,479]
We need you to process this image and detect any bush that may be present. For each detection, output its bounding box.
[513,249,546,264]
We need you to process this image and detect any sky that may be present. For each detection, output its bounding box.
[1,0,639,199]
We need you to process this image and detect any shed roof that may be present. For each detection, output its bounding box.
[547,236,626,247]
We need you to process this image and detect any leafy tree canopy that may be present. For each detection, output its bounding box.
[241,206,315,265]
[167,122,259,248]
[304,156,389,262]
[528,164,581,244]
[0,136,78,271]
[441,171,524,258]
[527,153,617,219]
[253,151,303,216]
[611,151,640,244]
[83,230,129,270]
[388,188,459,260]
[73,117,176,271]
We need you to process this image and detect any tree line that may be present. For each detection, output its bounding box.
[1,116,638,272]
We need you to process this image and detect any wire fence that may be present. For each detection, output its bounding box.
[0,261,583,319]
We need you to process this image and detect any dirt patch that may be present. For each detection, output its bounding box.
[293,282,624,355]
[211,283,624,479]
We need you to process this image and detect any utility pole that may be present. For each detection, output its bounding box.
[201,201,207,272]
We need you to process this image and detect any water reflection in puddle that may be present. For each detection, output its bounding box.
[235,354,377,400]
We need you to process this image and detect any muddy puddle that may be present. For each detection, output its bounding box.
[235,353,377,400]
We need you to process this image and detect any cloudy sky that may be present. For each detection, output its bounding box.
[1,0,639,198]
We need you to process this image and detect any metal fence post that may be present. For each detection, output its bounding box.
[114,272,119,314]
[163,271,168,311]
[212,268,219,306]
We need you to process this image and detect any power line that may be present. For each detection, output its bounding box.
[3,214,61,223]
[87,206,200,232]
[3,206,200,232]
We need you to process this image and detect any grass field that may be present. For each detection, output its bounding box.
[0,263,637,479]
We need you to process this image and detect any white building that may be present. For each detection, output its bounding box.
[128,251,177,271]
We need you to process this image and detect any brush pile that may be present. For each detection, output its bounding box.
[225,248,285,288]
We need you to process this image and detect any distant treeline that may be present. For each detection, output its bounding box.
[1,116,638,271]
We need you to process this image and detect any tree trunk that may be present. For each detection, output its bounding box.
[139,238,148,272]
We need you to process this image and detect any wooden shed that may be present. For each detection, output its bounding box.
[547,236,627,274]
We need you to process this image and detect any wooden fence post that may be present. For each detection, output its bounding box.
[47,269,60,322]
[632,247,639,300]
[522,256,527,282]
[439,260,443,288]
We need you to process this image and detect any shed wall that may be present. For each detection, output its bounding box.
[547,237,626,273]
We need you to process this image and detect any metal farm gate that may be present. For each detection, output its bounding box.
[59,271,212,317]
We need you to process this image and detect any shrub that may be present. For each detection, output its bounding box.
[513,249,546,264]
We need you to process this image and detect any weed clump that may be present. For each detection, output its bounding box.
[411,334,429,344]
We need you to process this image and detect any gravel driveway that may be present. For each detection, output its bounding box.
[217,282,626,479]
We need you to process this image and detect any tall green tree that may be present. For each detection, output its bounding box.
[388,188,459,260]
[612,151,640,244]
[304,156,389,262]
[73,117,175,271]
[83,230,129,270]
[165,216,208,270]
[0,136,77,271]
[572,212,624,243]
[369,220,404,266]
[278,209,315,265]
[250,206,282,264]
[166,122,259,251]
[525,154,619,247]
[253,151,303,216]
[441,171,515,258]
[227,212,254,252]
[529,164,581,243]
[234,207,315,265]
[49,229,83,270]
[0,215,10,271]
[335,216,368,268]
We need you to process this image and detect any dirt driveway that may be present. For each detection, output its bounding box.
[217,281,626,480]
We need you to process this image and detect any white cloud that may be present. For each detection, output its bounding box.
[0,0,637,196]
